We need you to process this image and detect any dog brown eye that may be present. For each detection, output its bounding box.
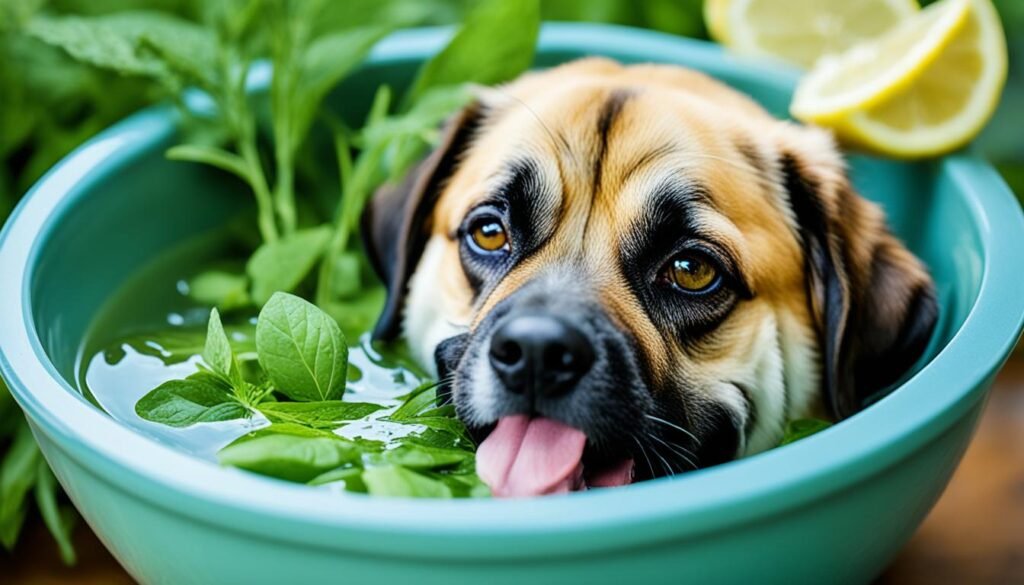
[469,219,509,252]
[668,254,718,292]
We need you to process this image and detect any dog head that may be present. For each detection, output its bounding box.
[362,58,937,497]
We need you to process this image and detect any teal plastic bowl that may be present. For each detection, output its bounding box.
[2,25,1023,585]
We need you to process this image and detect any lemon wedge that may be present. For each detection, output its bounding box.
[790,0,972,121]
[707,0,919,68]
[836,0,1008,157]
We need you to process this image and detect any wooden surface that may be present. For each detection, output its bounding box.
[3,358,1023,584]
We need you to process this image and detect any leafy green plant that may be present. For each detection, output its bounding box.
[35,0,542,498]
[130,292,481,497]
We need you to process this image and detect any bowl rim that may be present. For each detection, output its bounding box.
[1,23,1023,558]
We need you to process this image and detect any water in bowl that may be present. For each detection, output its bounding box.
[75,230,431,463]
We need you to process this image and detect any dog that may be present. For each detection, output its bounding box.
[362,58,937,497]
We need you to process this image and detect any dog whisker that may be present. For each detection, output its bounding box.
[646,440,677,477]
[645,414,699,444]
[631,435,658,480]
[647,433,698,471]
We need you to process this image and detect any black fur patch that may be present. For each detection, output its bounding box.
[593,90,633,195]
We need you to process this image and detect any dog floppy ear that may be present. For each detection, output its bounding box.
[361,103,483,341]
[780,128,938,419]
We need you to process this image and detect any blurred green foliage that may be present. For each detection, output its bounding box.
[0,0,1021,563]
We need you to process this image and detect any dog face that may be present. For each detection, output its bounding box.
[363,59,937,497]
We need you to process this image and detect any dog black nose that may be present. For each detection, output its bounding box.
[489,314,594,396]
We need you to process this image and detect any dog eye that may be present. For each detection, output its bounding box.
[666,253,719,292]
[468,217,509,253]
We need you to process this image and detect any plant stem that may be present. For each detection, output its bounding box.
[239,135,279,243]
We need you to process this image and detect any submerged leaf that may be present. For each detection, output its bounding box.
[256,292,348,402]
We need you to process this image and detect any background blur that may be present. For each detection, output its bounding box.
[1,0,1022,581]
[1,0,1022,218]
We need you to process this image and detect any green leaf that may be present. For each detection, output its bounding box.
[255,292,348,402]
[431,471,491,498]
[362,85,474,148]
[135,372,247,428]
[403,416,473,443]
[203,308,234,378]
[27,12,215,85]
[407,0,540,102]
[247,226,332,305]
[166,145,250,182]
[0,421,41,550]
[307,466,366,492]
[218,424,362,483]
[362,465,453,498]
[257,401,384,429]
[328,252,363,299]
[378,444,470,470]
[294,25,394,145]
[188,269,251,311]
[34,461,77,566]
[388,383,440,421]
[134,16,218,88]
[779,418,832,446]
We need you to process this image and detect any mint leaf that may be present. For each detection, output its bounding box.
[135,372,247,428]
[779,418,832,446]
[203,308,234,378]
[388,383,441,421]
[255,292,348,402]
[257,401,383,429]
[247,226,332,305]
[218,424,362,483]
[362,466,453,498]
[407,0,540,102]
[307,466,366,492]
[379,444,470,470]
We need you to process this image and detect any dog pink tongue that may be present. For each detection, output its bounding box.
[476,415,587,497]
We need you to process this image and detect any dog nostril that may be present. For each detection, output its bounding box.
[491,339,523,366]
[488,313,594,397]
[544,344,577,371]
